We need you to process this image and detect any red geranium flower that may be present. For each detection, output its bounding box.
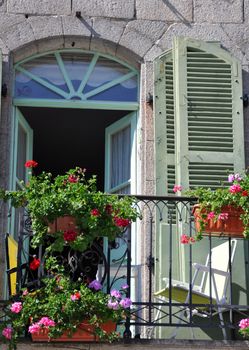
[114,217,130,227]
[63,230,77,242]
[25,160,38,168]
[242,190,248,197]
[91,209,100,216]
[68,175,78,183]
[30,257,40,271]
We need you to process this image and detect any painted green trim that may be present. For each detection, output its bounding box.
[15,50,138,103]
[77,53,99,95]
[13,98,139,110]
[105,112,137,193]
[16,66,69,99]
[15,49,138,74]
[54,52,74,95]
[83,71,137,100]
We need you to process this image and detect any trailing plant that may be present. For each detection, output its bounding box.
[185,172,249,241]
[0,257,132,349]
[0,162,139,253]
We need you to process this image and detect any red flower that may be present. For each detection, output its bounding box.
[25,160,38,168]
[30,257,40,271]
[114,217,130,227]
[242,190,248,197]
[63,230,77,242]
[68,175,78,183]
[91,209,100,216]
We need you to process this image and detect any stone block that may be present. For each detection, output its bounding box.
[62,16,93,38]
[144,44,164,62]
[73,0,135,19]
[118,24,154,60]
[194,0,243,23]
[0,21,35,52]
[13,42,39,63]
[136,0,192,22]
[0,13,25,35]
[28,16,63,41]
[91,18,127,56]
[36,37,65,54]
[7,0,71,15]
[0,0,7,12]
[64,36,91,51]
[124,20,168,43]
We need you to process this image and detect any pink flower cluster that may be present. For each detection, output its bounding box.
[108,296,132,310]
[28,317,56,334]
[180,234,195,244]
[228,173,242,182]
[239,318,249,329]
[91,208,100,216]
[2,326,12,340]
[173,185,182,193]
[229,184,242,193]
[10,302,22,314]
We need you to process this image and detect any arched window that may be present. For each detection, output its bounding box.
[14,50,139,106]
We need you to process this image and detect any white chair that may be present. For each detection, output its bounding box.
[151,239,237,340]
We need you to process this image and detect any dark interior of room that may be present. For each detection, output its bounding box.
[20,107,129,191]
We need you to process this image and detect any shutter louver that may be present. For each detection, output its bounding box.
[165,59,175,154]
[187,47,233,153]
[189,162,234,189]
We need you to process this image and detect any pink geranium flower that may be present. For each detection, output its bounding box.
[28,323,41,334]
[180,234,190,244]
[173,185,182,193]
[218,212,229,220]
[229,184,242,193]
[107,300,119,310]
[207,211,215,220]
[38,317,56,327]
[239,318,249,329]
[10,301,22,313]
[110,290,122,299]
[2,326,12,340]
[120,297,132,309]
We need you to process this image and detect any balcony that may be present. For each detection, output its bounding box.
[1,195,249,348]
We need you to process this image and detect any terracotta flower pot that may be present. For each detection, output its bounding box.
[193,205,245,238]
[48,216,78,233]
[31,320,116,342]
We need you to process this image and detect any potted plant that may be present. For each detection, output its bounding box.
[238,318,249,338]
[184,172,249,241]
[0,257,132,349]
[0,161,140,253]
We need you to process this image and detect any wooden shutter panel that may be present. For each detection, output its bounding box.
[173,37,245,190]
[154,51,176,195]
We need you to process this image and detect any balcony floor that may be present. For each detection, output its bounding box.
[2,339,249,350]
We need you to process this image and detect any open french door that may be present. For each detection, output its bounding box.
[104,112,137,289]
[10,108,33,240]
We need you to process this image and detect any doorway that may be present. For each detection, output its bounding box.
[19,107,130,191]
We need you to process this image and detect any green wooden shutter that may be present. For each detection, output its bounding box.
[173,37,245,190]
[155,51,176,195]
[154,37,245,285]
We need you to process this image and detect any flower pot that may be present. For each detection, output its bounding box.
[193,205,245,238]
[31,320,116,342]
[48,215,78,233]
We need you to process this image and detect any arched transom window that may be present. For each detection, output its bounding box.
[14,50,139,105]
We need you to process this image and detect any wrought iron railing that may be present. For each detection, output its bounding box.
[7,195,249,340]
